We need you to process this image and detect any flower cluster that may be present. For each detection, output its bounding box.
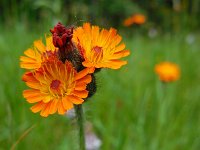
[123,14,146,27]
[155,62,180,83]
[20,22,130,117]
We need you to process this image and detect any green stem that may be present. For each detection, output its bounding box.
[74,105,85,150]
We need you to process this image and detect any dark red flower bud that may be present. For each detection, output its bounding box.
[50,22,84,71]
[50,22,73,48]
[52,36,62,47]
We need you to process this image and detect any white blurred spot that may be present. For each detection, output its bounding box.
[85,122,102,150]
[66,108,76,119]
[185,34,195,45]
[148,28,158,38]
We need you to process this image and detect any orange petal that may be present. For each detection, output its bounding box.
[112,35,122,46]
[22,72,36,82]
[75,68,90,80]
[111,50,130,59]
[23,89,41,98]
[43,95,52,103]
[88,67,95,73]
[20,56,36,63]
[26,82,41,90]
[100,28,116,48]
[75,83,87,91]
[62,97,73,110]
[49,99,58,114]
[30,102,46,113]
[34,40,46,53]
[24,49,36,58]
[68,95,84,104]
[76,75,92,84]
[106,60,127,69]
[115,43,125,52]
[22,71,43,87]
[26,95,44,103]
[92,62,104,68]
[57,100,66,115]
[45,36,55,50]
[20,63,40,69]
[91,26,100,43]
[99,29,109,45]
[82,61,93,68]
[40,102,51,117]
[72,90,88,98]
[83,23,91,33]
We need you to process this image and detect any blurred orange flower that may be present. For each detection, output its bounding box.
[22,60,92,117]
[132,14,146,25]
[155,62,180,82]
[20,36,57,70]
[73,23,130,71]
[123,16,134,27]
[123,14,146,27]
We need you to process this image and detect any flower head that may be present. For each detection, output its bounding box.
[20,36,57,70]
[123,14,146,27]
[22,60,92,117]
[73,23,130,71]
[123,17,134,27]
[132,14,146,25]
[155,62,180,82]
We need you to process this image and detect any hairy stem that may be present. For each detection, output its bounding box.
[74,105,85,150]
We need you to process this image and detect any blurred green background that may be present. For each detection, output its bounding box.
[0,0,200,150]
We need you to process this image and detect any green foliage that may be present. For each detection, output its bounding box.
[1,0,200,31]
[0,25,199,149]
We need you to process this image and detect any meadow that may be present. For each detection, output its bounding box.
[0,25,199,150]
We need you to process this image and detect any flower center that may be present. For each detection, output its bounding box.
[50,80,61,90]
[92,46,103,63]
[93,46,102,54]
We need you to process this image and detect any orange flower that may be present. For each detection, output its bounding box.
[20,36,57,70]
[22,60,92,117]
[123,14,146,27]
[73,23,130,71]
[132,14,146,25]
[155,62,180,82]
[123,17,134,27]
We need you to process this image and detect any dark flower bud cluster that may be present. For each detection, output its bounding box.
[50,22,73,48]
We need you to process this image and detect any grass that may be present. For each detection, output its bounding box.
[0,25,199,150]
